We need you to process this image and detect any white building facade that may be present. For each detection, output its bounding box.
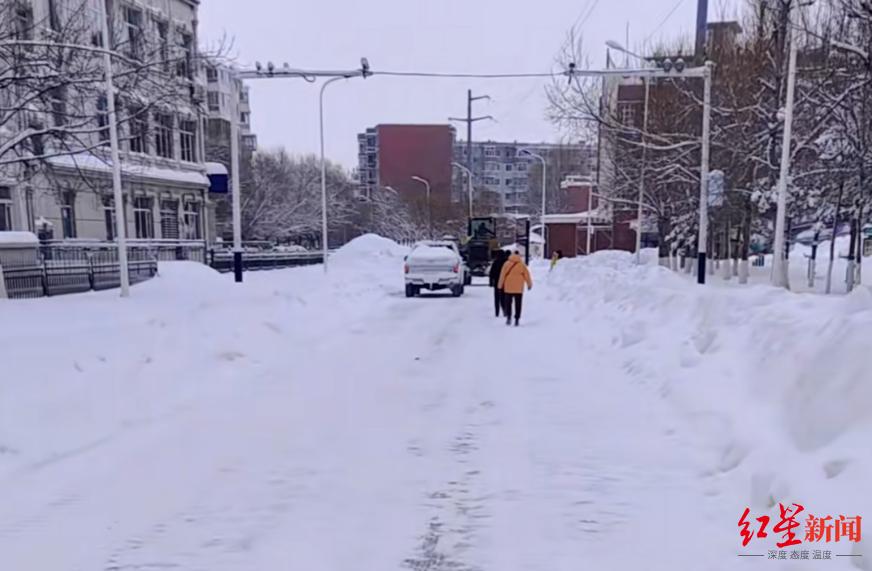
[0,0,212,244]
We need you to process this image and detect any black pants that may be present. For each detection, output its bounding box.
[504,293,523,320]
[493,288,505,316]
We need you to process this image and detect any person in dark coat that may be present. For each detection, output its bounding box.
[488,250,509,317]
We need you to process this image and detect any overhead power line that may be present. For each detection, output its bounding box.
[644,0,686,43]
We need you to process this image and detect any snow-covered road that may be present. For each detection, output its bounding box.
[3,235,871,570]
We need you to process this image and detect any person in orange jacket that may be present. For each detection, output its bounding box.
[497,250,533,326]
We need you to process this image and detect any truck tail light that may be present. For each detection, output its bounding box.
[404,264,410,274]
[453,263,460,273]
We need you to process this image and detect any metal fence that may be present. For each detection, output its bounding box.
[1,244,163,299]
[1,239,324,298]
[208,250,324,273]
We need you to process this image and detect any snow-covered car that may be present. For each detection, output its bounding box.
[404,240,467,297]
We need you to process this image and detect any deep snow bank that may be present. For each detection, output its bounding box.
[546,251,872,560]
[0,238,409,481]
[329,233,409,266]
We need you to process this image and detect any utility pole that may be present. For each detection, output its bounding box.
[449,91,492,204]
[695,0,709,64]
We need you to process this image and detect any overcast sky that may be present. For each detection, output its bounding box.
[199,0,741,169]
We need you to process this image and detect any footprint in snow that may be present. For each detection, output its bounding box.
[263,321,283,334]
[216,350,246,362]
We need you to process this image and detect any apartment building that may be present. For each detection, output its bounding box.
[357,124,456,204]
[452,140,596,213]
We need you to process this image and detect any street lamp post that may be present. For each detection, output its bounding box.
[635,77,650,265]
[517,148,547,259]
[586,188,594,255]
[319,76,348,273]
[697,62,713,284]
[97,0,129,297]
[452,162,474,218]
[231,80,243,282]
[772,4,798,289]
[411,176,432,239]
[318,65,371,271]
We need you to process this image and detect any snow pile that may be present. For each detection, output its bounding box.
[407,245,456,262]
[0,231,38,244]
[547,251,872,562]
[328,233,408,266]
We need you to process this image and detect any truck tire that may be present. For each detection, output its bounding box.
[451,284,463,297]
[405,284,415,298]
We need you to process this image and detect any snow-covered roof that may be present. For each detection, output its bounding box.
[0,231,39,245]
[47,154,209,188]
[543,209,611,225]
[205,162,228,176]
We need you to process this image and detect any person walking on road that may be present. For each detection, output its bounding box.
[550,250,563,272]
[498,250,533,327]
[488,250,508,318]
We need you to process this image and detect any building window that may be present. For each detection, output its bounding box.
[154,18,169,69]
[240,111,249,125]
[103,196,117,240]
[517,162,527,171]
[206,66,218,82]
[505,164,513,172]
[123,5,143,59]
[239,88,249,104]
[484,146,497,157]
[154,113,174,159]
[47,0,61,32]
[485,162,499,172]
[183,200,201,239]
[128,106,147,153]
[620,103,637,126]
[160,199,179,239]
[96,95,109,142]
[49,87,66,126]
[207,91,220,112]
[179,119,196,162]
[134,196,154,239]
[0,187,12,231]
[13,2,33,40]
[60,191,77,238]
[176,30,193,79]
[24,189,34,232]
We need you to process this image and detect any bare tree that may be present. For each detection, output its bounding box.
[0,0,224,179]
[242,150,358,245]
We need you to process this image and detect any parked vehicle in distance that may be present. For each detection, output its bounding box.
[404,240,467,297]
[273,244,308,253]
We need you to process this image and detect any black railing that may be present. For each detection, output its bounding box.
[2,244,161,299]
[208,250,324,273]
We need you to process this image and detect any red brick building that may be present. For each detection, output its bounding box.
[357,124,456,206]
[543,176,637,258]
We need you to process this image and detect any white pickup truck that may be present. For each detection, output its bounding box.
[404,240,467,298]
